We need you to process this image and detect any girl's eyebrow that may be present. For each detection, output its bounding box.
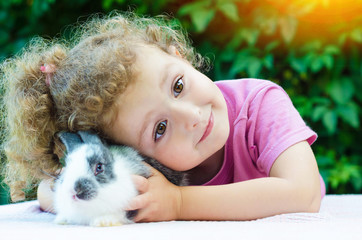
[138,110,152,148]
[160,62,174,88]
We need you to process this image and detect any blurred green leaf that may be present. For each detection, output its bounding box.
[312,105,328,122]
[289,56,307,73]
[191,9,215,32]
[302,40,322,52]
[323,110,338,134]
[247,57,262,77]
[310,57,323,73]
[0,29,10,45]
[328,79,354,104]
[263,54,274,70]
[230,48,261,77]
[317,154,335,168]
[102,0,125,10]
[328,157,361,191]
[351,168,362,192]
[225,31,244,50]
[324,45,340,55]
[287,0,317,17]
[230,51,250,77]
[350,28,362,43]
[252,5,278,35]
[240,28,259,46]
[338,32,348,45]
[279,15,298,43]
[220,48,236,62]
[265,41,279,52]
[178,1,215,32]
[321,54,333,70]
[217,1,239,22]
[178,0,210,16]
[0,181,10,205]
[337,102,360,128]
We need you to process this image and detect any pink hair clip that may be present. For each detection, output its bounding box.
[40,63,56,86]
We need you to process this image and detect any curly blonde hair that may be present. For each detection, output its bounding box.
[0,11,206,201]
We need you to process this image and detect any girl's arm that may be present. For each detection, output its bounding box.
[180,141,321,220]
[130,140,321,222]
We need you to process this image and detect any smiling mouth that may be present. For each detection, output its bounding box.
[199,112,214,143]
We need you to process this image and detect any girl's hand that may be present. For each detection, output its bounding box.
[37,178,56,213]
[126,165,182,222]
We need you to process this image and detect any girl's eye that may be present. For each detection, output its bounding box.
[173,77,184,97]
[94,163,103,176]
[154,120,167,141]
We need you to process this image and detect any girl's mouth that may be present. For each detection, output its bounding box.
[199,112,213,143]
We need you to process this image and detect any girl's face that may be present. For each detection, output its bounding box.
[105,45,229,171]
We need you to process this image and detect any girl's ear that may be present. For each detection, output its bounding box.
[168,45,182,57]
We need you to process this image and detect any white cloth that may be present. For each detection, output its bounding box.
[1,195,361,240]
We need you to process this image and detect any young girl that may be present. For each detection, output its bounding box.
[1,12,325,222]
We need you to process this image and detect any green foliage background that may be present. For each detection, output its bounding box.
[0,0,361,204]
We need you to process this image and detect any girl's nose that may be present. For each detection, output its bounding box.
[172,102,201,131]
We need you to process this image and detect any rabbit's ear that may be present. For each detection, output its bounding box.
[78,130,103,145]
[57,131,83,153]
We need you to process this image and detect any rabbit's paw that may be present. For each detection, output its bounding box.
[54,215,69,225]
[91,215,123,227]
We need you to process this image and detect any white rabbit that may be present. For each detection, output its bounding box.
[54,131,187,227]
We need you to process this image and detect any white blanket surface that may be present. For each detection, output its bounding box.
[1,195,361,240]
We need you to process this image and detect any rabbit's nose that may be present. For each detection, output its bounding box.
[74,178,97,200]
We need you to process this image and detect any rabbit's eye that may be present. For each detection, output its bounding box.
[94,163,104,176]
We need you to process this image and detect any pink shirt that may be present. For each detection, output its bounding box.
[203,79,325,197]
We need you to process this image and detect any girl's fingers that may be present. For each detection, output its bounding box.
[131,202,155,223]
[131,175,149,194]
[37,179,56,213]
[132,208,148,223]
[125,175,150,211]
[143,162,162,176]
[124,193,149,211]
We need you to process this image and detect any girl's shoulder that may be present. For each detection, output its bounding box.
[215,78,280,93]
[215,78,284,107]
